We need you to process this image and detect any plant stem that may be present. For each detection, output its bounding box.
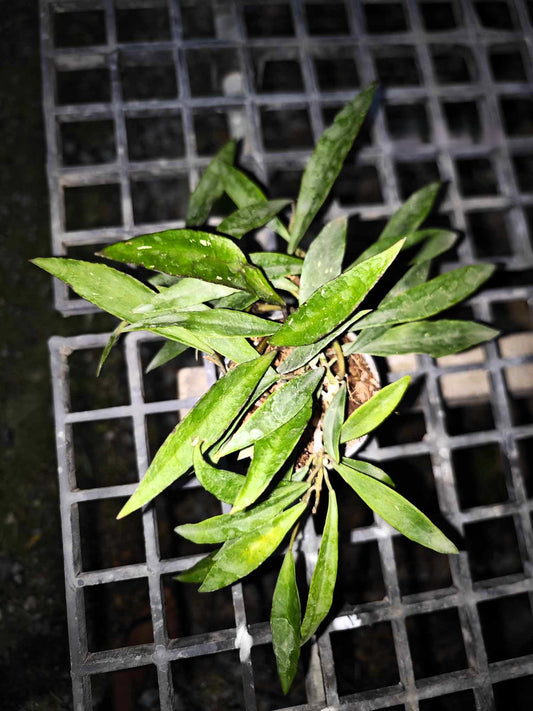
[332,340,346,380]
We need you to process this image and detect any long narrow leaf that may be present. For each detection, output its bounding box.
[380,261,431,307]
[193,442,245,504]
[97,321,126,376]
[146,340,188,373]
[341,458,395,487]
[323,383,346,463]
[249,252,303,279]
[175,552,217,584]
[410,231,457,265]
[186,140,236,226]
[299,216,347,304]
[271,551,302,694]
[341,376,410,443]
[379,182,441,241]
[218,199,291,238]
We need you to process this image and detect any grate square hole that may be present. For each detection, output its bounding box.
[78,498,145,572]
[385,102,430,143]
[374,48,421,86]
[432,45,476,84]
[509,391,533,426]
[419,690,476,711]
[442,100,482,143]
[396,161,441,199]
[517,438,533,497]
[465,516,523,581]
[492,299,532,332]
[242,561,279,624]
[259,107,313,151]
[68,344,129,411]
[394,536,453,595]
[376,410,426,447]
[193,110,232,156]
[85,578,152,653]
[120,52,177,101]
[186,49,243,98]
[313,53,360,91]
[90,665,158,710]
[126,113,184,161]
[131,175,189,224]
[163,574,234,637]
[267,167,303,198]
[243,3,295,37]
[171,652,245,709]
[406,608,468,678]
[251,50,304,93]
[60,119,116,167]
[252,644,307,708]
[512,154,533,193]
[363,2,409,33]
[383,455,440,521]
[445,400,494,436]
[140,342,207,404]
[474,1,515,29]
[56,68,111,105]
[335,470,375,528]
[452,443,508,510]
[180,2,215,38]
[467,209,512,257]
[420,2,460,31]
[331,622,400,695]
[494,675,533,711]
[304,2,350,35]
[456,157,498,197]
[332,163,383,205]
[73,418,137,489]
[489,45,527,82]
[114,6,171,42]
[478,593,533,662]
[64,184,122,231]
[53,10,106,48]
[338,540,386,605]
[500,97,533,137]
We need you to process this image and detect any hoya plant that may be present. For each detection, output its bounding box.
[33,85,497,692]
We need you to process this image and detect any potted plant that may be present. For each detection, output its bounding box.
[33,84,497,693]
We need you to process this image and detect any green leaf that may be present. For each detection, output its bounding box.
[410,230,457,265]
[299,217,347,304]
[355,264,495,330]
[291,464,310,482]
[270,239,404,347]
[351,230,430,267]
[342,325,388,356]
[356,320,499,358]
[135,278,238,313]
[271,551,302,694]
[272,277,299,298]
[193,442,245,504]
[380,261,431,307]
[218,199,291,238]
[203,334,262,365]
[101,229,284,306]
[218,367,325,457]
[379,182,441,241]
[220,164,291,241]
[341,376,410,443]
[210,291,257,311]
[117,352,275,518]
[334,462,458,554]
[289,84,376,253]
[97,321,126,376]
[323,383,346,463]
[300,489,338,644]
[186,140,236,227]
[176,482,308,543]
[175,552,217,584]
[341,458,395,488]
[146,340,188,373]
[249,252,303,279]
[199,502,307,591]
[231,401,312,512]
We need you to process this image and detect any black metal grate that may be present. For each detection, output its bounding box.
[41,1,533,709]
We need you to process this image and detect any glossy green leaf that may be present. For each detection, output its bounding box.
[210,290,257,311]
[299,217,347,304]
[356,320,499,358]
[97,321,126,376]
[101,229,283,306]
[270,240,404,347]
[176,482,308,543]
[271,551,302,694]
[300,490,338,644]
[355,264,495,330]
[341,375,410,443]
[146,340,189,373]
[117,352,275,518]
[341,458,395,488]
[249,252,303,279]
[199,502,307,591]
[380,261,431,307]
[135,278,237,313]
[289,84,376,253]
[193,442,245,504]
[342,325,388,356]
[291,464,310,482]
[272,277,299,298]
[203,334,262,365]
[379,182,441,240]
[231,401,312,512]
[219,367,325,457]
[186,141,236,226]
[175,552,217,584]
[334,462,458,554]
[149,273,181,289]
[323,383,346,463]
[410,230,457,265]
[351,229,433,267]
[220,164,291,241]
[218,199,291,238]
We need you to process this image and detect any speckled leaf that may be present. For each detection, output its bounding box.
[323,383,346,463]
[351,230,429,267]
[341,458,395,488]
[102,229,283,306]
[355,264,495,329]
[203,334,261,365]
[186,140,236,226]
[146,340,188,373]
[356,320,499,358]
[342,325,388,356]
[289,84,376,253]
[271,551,302,694]
[193,442,245,504]
[379,182,441,241]
[249,252,303,279]
[175,552,217,584]
[134,278,237,314]
[97,321,126,376]
[334,462,458,554]
[199,503,307,592]
[210,291,257,311]
[218,199,291,238]
[231,401,313,512]
[410,230,457,265]
[380,261,431,307]
[300,490,338,644]
[117,352,275,518]
[176,482,308,543]
[219,367,325,457]
[269,240,403,347]
[341,376,410,443]
[299,217,347,304]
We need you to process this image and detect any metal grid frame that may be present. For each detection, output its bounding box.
[40,0,533,709]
